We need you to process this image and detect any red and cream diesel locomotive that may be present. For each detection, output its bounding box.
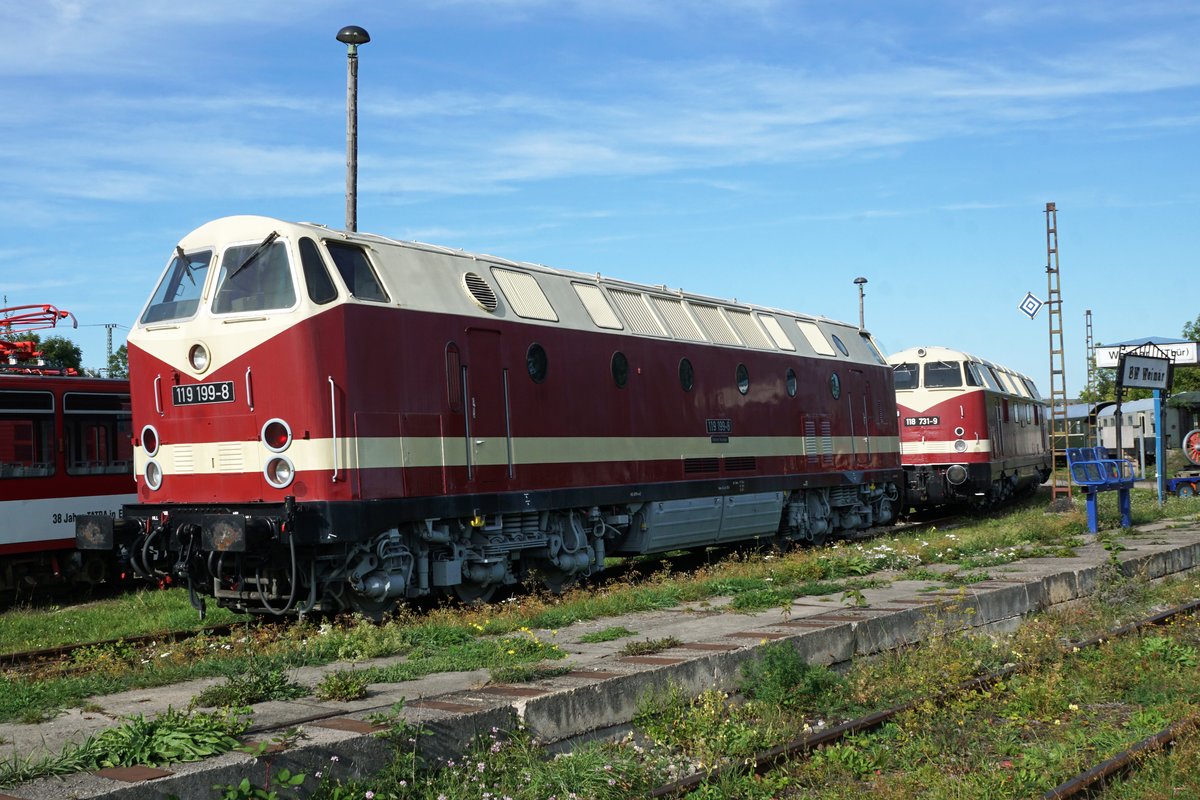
[887,346,1051,508]
[78,215,902,616]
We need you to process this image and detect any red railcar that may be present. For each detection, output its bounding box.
[1,373,134,590]
[79,216,902,615]
[888,346,1051,508]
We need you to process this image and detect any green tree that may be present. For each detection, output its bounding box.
[38,335,83,373]
[106,343,129,379]
[1174,314,1200,394]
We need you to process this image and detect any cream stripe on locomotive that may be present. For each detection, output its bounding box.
[136,434,902,477]
[899,440,992,456]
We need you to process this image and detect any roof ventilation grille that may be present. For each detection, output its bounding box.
[463,272,498,312]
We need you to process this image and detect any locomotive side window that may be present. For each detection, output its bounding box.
[611,351,629,388]
[831,334,850,357]
[0,391,54,478]
[140,248,213,324]
[964,362,982,386]
[736,363,750,395]
[324,241,390,302]
[924,360,963,388]
[64,393,133,475]
[213,238,296,314]
[526,343,548,383]
[679,357,694,391]
[859,332,888,365]
[299,237,339,305]
[892,362,919,390]
[786,368,798,397]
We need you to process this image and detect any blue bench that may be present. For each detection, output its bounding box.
[1066,446,1135,533]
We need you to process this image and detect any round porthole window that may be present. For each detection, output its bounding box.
[611,351,628,388]
[736,363,750,395]
[786,368,797,397]
[679,358,694,392]
[526,343,548,383]
[830,373,841,399]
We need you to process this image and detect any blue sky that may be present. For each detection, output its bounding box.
[2,1,1197,395]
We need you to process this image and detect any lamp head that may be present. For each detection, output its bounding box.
[337,25,371,49]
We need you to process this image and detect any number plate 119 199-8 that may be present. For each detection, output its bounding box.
[172,381,235,406]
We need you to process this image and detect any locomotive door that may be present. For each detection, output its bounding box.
[464,328,511,489]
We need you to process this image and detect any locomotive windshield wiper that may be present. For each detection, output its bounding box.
[175,246,196,286]
[226,231,279,282]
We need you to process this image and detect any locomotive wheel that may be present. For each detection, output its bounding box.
[1185,429,1200,467]
[452,582,498,605]
[348,593,399,622]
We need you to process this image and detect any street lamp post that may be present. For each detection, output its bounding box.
[854,276,868,329]
[336,25,371,232]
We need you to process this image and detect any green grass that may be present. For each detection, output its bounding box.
[4,487,1198,728]
[0,588,248,655]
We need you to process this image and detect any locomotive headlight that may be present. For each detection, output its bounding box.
[954,439,968,453]
[141,425,160,457]
[954,426,965,437]
[264,455,295,489]
[188,343,210,373]
[144,459,163,490]
[261,418,292,452]
[946,464,968,485]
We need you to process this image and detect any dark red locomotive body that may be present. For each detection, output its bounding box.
[80,216,902,615]
[888,346,1051,508]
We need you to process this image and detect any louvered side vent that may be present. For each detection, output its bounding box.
[492,268,558,321]
[724,456,757,472]
[726,309,773,349]
[691,304,742,346]
[804,419,818,465]
[820,419,834,466]
[172,444,195,474]
[651,296,706,341]
[683,457,720,474]
[609,288,667,336]
[463,272,498,312]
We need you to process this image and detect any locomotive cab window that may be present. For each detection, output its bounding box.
[892,362,919,390]
[924,360,963,388]
[964,362,983,387]
[679,357,694,392]
[324,241,389,302]
[736,363,750,395]
[299,237,339,305]
[213,237,297,314]
[140,248,213,324]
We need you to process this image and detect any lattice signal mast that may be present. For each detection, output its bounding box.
[1045,203,1071,500]
[1085,308,1097,447]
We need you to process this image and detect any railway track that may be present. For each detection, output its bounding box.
[648,598,1200,798]
[1,507,968,676]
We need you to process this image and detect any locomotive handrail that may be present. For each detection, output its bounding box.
[153,375,163,416]
[245,367,254,411]
[328,376,339,482]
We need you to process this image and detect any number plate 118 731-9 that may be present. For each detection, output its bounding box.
[172,381,235,406]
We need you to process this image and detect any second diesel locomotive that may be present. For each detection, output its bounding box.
[79,215,902,616]
[888,346,1051,508]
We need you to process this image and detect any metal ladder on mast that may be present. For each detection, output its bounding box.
[1045,202,1072,500]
